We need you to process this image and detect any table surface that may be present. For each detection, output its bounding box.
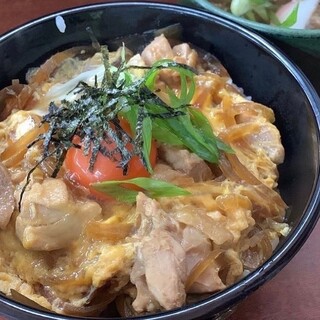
[0,1,319,319]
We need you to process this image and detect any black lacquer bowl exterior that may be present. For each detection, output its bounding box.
[0,2,319,320]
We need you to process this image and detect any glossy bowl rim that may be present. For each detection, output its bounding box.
[184,0,320,37]
[0,2,320,319]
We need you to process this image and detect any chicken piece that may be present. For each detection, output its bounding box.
[182,226,211,275]
[158,179,257,244]
[188,260,225,293]
[0,163,14,229]
[165,202,234,245]
[172,43,198,68]
[141,229,186,310]
[223,249,244,285]
[151,163,194,186]
[158,144,214,182]
[198,48,230,78]
[132,193,186,312]
[127,54,147,78]
[215,113,282,188]
[181,226,225,293]
[140,34,178,90]
[141,34,174,66]
[16,178,102,251]
[131,229,186,312]
[131,249,160,313]
[245,122,284,165]
[141,36,198,91]
[0,110,39,150]
[135,192,179,237]
[0,82,36,121]
[132,193,227,311]
[0,111,44,170]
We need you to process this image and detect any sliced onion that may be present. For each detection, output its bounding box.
[0,82,35,120]
[26,46,95,85]
[51,284,118,316]
[240,184,287,218]
[240,230,273,270]
[1,121,46,168]
[219,153,261,185]
[218,154,287,218]
[116,294,140,317]
[233,102,275,122]
[172,206,233,245]
[0,163,15,229]
[45,64,105,102]
[218,154,241,182]
[217,249,243,285]
[221,95,237,127]
[220,122,260,142]
[185,250,222,292]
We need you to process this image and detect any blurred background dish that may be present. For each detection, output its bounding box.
[181,0,320,57]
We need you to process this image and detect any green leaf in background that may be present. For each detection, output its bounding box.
[254,6,269,22]
[231,0,253,16]
[230,0,274,24]
[279,4,299,27]
[92,177,191,203]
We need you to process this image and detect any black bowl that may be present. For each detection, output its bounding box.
[0,2,319,320]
